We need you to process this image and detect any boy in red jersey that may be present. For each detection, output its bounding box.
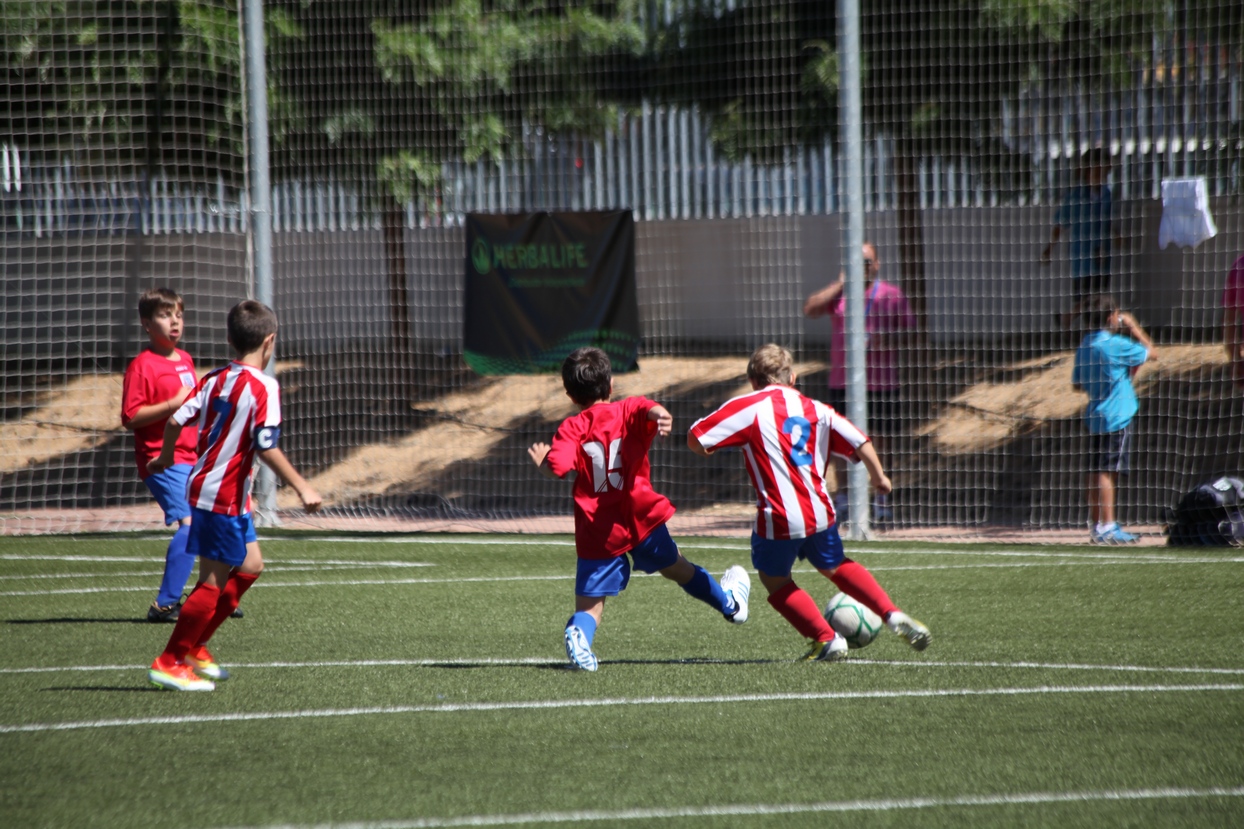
[146,300,321,691]
[688,344,930,661]
[529,347,751,671]
[121,288,201,622]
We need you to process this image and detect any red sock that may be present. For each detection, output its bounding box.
[767,582,834,641]
[195,572,260,648]
[829,559,897,619]
[160,582,220,662]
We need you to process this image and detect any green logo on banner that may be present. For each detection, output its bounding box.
[471,238,492,274]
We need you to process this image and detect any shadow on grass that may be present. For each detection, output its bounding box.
[43,685,163,693]
[6,617,151,625]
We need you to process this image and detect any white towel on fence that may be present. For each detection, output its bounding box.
[1159,176,1217,250]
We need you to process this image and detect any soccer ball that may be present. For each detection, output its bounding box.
[824,592,884,649]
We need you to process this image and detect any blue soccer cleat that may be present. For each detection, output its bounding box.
[1091,524,1139,545]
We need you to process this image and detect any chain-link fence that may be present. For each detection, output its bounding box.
[4,1,1242,537]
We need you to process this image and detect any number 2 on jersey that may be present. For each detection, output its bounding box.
[582,439,622,492]
[782,416,813,467]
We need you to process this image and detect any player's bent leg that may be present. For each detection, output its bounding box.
[765,580,836,657]
[819,560,897,620]
[658,555,741,621]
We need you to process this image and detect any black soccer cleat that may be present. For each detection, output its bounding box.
[147,602,181,623]
[230,606,244,619]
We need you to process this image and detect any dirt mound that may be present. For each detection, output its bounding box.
[916,344,1226,454]
[281,357,821,509]
[2,363,302,475]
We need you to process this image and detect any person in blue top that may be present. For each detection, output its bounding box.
[1072,295,1154,544]
[1043,148,1114,328]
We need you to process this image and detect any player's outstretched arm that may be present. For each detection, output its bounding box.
[647,404,672,437]
[854,441,892,495]
[257,447,322,512]
[528,442,560,479]
[144,419,185,476]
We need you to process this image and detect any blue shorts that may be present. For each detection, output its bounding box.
[186,507,257,567]
[751,527,846,578]
[143,464,193,525]
[575,524,681,597]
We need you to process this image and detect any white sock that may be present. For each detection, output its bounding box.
[1095,522,1117,534]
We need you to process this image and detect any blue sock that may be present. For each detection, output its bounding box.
[566,611,598,647]
[680,565,735,616]
[156,523,194,607]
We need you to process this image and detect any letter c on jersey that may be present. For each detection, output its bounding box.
[254,426,281,451]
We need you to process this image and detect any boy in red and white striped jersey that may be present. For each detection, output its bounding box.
[146,300,321,691]
[688,343,930,661]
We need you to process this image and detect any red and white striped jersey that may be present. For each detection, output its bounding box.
[689,385,868,540]
[172,362,281,516]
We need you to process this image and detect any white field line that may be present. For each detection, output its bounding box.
[249,536,1244,563]
[3,554,1240,597]
[0,555,432,566]
[210,786,1244,828]
[0,563,435,581]
[3,656,1243,677]
[2,683,1241,734]
[0,575,572,597]
[9,547,1241,567]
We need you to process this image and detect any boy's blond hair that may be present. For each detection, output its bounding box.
[747,343,794,387]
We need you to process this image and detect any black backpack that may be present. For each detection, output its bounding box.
[1168,476,1244,547]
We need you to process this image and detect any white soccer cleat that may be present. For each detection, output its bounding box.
[720,565,751,624]
[886,611,932,651]
[564,625,599,672]
[800,632,849,662]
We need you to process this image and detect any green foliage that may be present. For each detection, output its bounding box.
[365,0,645,201]
[1,0,300,180]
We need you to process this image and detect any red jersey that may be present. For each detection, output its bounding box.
[172,362,281,516]
[544,396,677,559]
[121,348,199,479]
[689,385,868,540]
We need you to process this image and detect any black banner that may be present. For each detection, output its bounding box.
[463,211,639,374]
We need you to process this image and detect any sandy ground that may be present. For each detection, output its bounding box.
[916,344,1227,453]
[275,356,796,510]
[1,347,1227,545]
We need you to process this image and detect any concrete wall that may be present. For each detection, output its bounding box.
[5,199,1239,369]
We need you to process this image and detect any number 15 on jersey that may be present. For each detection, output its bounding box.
[582,439,622,492]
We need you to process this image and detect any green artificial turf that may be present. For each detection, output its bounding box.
[1,533,1242,828]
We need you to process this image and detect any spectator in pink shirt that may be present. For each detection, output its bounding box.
[1225,252,1244,388]
[804,241,916,522]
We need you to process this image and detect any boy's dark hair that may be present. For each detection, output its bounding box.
[138,287,183,320]
[561,347,612,406]
[227,300,278,355]
[1083,293,1119,330]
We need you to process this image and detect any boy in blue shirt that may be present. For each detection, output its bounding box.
[1043,148,1114,328]
[1072,295,1154,544]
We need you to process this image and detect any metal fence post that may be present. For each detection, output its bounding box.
[839,0,869,539]
[244,0,279,527]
